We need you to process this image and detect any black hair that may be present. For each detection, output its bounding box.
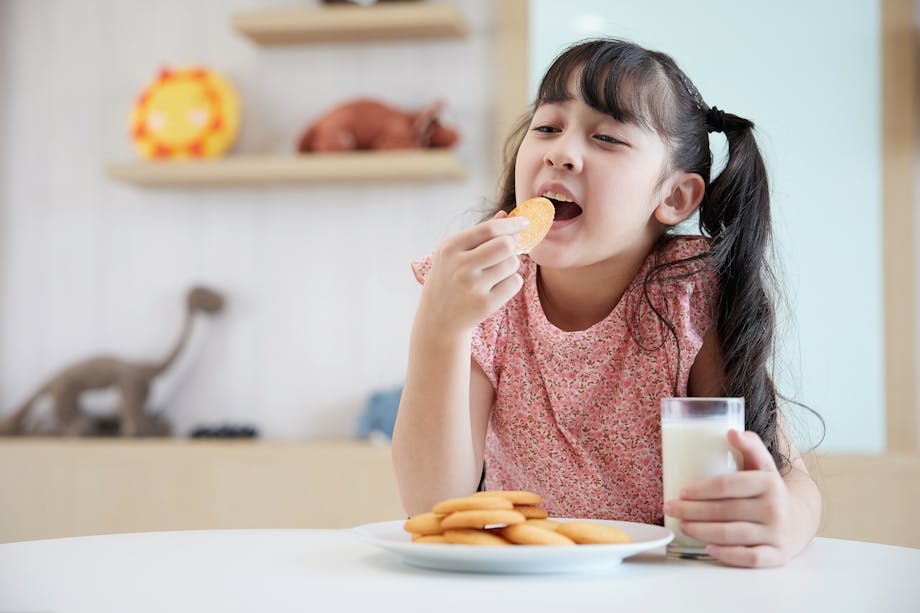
[492,38,822,471]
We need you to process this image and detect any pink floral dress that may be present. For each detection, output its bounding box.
[412,235,718,524]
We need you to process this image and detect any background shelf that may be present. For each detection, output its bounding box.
[107,151,467,187]
[232,3,468,45]
[1,440,916,547]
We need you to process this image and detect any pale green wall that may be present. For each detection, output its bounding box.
[530,0,884,452]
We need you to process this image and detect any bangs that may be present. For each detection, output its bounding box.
[536,39,673,134]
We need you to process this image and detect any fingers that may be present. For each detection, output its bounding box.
[450,216,528,252]
[489,271,524,305]
[667,431,794,568]
[479,252,522,290]
[468,233,519,270]
[678,470,774,501]
[664,498,768,523]
[729,429,779,473]
[679,521,768,546]
[706,545,786,568]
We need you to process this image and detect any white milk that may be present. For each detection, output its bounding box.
[662,418,743,550]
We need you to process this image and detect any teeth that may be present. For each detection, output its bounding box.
[541,191,574,203]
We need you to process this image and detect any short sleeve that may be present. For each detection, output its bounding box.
[411,255,433,285]
[662,236,719,352]
[470,308,506,390]
[687,263,718,342]
[409,253,506,390]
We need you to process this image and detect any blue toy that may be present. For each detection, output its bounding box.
[355,385,402,440]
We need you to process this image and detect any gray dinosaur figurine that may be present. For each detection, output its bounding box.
[0,286,224,437]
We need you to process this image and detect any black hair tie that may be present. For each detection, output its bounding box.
[706,106,726,133]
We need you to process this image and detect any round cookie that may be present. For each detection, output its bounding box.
[443,529,511,546]
[498,523,575,546]
[473,490,542,506]
[525,518,562,531]
[403,512,444,536]
[514,505,549,519]
[440,509,526,530]
[555,521,633,544]
[432,495,513,514]
[508,197,554,253]
[412,534,448,544]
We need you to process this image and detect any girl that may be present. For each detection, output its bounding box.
[392,39,821,568]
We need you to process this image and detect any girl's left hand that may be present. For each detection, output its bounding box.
[663,429,800,568]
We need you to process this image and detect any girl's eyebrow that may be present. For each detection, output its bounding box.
[538,91,575,106]
[598,116,634,132]
[581,109,629,132]
[535,100,642,137]
[534,100,575,117]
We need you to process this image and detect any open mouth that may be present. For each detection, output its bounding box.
[541,192,583,221]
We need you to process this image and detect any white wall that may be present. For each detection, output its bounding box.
[0,0,499,438]
[530,0,885,452]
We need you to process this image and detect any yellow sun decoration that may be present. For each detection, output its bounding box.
[130,67,240,160]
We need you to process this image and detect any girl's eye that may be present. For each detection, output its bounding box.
[533,125,559,134]
[594,134,624,145]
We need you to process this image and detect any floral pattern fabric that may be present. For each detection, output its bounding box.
[412,235,718,524]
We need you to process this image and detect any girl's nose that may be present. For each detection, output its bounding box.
[543,140,582,172]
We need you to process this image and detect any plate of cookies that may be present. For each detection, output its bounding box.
[353,491,673,574]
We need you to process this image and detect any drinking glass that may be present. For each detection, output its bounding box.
[661,397,745,559]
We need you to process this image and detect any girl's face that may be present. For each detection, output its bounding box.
[514,88,672,269]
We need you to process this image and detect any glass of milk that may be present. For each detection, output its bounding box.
[661,397,745,559]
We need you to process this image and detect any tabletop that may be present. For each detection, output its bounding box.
[2,527,918,613]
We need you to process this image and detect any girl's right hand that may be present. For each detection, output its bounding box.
[416,212,529,338]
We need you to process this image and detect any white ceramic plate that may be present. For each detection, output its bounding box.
[353,518,673,574]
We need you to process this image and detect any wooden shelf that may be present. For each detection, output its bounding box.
[232,3,468,45]
[0,439,405,542]
[106,151,467,187]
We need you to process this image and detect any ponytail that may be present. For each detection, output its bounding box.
[699,111,783,469]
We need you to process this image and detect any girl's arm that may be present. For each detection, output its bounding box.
[392,350,494,516]
[666,327,822,568]
[391,215,527,516]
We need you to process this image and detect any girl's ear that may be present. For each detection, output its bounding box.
[655,172,705,226]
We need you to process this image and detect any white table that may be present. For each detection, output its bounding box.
[1,529,918,612]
